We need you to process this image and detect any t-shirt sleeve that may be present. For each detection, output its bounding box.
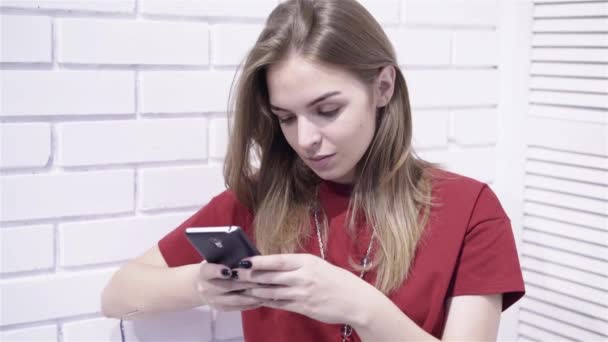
[449,184,525,311]
[158,190,254,267]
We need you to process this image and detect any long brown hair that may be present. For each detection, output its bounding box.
[224,0,437,294]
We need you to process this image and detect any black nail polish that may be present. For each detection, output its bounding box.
[221,268,231,277]
[238,260,252,269]
[231,270,239,279]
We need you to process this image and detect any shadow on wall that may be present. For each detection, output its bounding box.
[116,307,213,341]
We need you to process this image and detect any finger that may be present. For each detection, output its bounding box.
[205,279,261,296]
[232,269,297,286]
[214,303,263,312]
[243,254,306,272]
[247,285,294,301]
[209,293,265,307]
[199,261,232,281]
[261,299,301,313]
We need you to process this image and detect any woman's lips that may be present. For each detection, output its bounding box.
[307,154,335,170]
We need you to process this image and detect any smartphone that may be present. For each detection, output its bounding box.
[185,226,260,268]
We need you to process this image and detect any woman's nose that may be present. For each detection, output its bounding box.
[297,116,321,152]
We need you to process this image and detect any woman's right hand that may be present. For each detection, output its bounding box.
[194,261,264,312]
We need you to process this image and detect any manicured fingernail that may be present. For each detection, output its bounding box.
[238,260,252,269]
[231,270,239,279]
[221,268,231,277]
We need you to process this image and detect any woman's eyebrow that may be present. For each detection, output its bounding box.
[270,91,341,112]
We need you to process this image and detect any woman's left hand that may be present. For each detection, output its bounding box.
[233,253,380,326]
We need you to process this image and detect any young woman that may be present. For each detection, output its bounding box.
[101,0,525,340]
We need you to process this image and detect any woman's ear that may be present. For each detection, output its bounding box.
[374,65,396,108]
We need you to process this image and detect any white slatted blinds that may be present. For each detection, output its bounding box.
[519,1,608,341]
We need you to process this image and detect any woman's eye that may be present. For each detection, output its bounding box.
[318,107,340,117]
[279,116,295,124]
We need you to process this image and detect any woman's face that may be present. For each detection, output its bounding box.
[266,55,380,184]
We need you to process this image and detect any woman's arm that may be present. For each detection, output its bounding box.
[101,246,203,320]
[353,293,502,341]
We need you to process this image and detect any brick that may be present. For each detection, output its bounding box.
[58,19,209,65]
[403,1,498,26]
[1,225,54,274]
[0,15,51,63]
[0,325,57,342]
[56,119,207,166]
[59,213,189,266]
[452,31,498,66]
[406,69,498,107]
[141,0,278,19]
[209,117,229,159]
[214,310,244,340]
[386,28,451,66]
[0,0,135,13]
[212,24,264,66]
[139,165,225,211]
[0,71,134,116]
[411,110,449,149]
[131,307,212,341]
[449,109,498,145]
[358,0,400,24]
[0,123,51,169]
[79,308,211,341]
[0,269,114,326]
[416,149,448,165]
[62,307,213,342]
[444,147,496,183]
[140,71,234,113]
[0,171,134,222]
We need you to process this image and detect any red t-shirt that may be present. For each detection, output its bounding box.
[158,168,525,340]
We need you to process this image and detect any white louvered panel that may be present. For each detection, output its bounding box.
[530,90,608,109]
[523,3,608,339]
[524,216,608,245]
[525,175,607,200]
[536,0,606,2]
[523,268,608,305]
[527,146,608,169]
[519,322,574,342]
[532,33,608,47]
[525,283,608,320]
[526,117,608,155]
[520,308,607,341]
[524,256,608,295]
[525,160,608,185]
[525,188,608,215]
[529,104,608,124]
[525,161,608,185]
[531,63,608,78]
[523,243,607,278]
[533,18,608,32]
[524,202,607,231]
[530,76,608,93]
[523,229,608,263]
[534,3,608,18]
[521,297,608,337]
[517,332,540,342]
[532,48,608,63]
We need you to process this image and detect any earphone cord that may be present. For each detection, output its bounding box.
[119,310,139,342]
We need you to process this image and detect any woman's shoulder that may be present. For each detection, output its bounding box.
[427,167,487,197]
[204,188,254,221]
[426,167,507,222]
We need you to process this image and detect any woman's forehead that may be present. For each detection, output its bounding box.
[266,56,361,105]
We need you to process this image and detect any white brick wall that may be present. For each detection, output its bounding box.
[0,0,515,340]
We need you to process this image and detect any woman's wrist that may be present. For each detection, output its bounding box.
[184,263,206,307]
[347,283,386,330]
